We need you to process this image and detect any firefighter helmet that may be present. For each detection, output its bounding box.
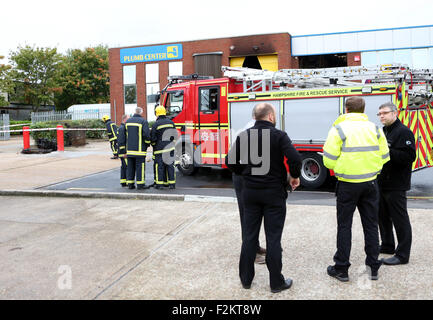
[155,106,166,116]
[102,115,110,122]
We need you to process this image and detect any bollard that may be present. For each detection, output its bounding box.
[57,125,64,151]
[23,126,30,150]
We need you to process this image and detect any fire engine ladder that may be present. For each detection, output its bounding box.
[222,64,433,99]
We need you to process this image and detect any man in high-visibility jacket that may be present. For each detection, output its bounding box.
[323,96,390,282]
[150,105,178,189]
[125,107,151,190]
[102,115,118,159]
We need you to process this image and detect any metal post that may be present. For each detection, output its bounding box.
[57,125,64,151]
[23,126,30,150]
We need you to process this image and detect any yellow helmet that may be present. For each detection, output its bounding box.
[102,115,110,122]
[155,106,166,116]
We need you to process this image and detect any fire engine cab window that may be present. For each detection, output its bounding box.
[199,88,219,112]
[166,91,184,116]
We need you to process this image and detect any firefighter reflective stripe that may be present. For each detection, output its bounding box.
[157,124,175,130]
[382,152,390,159]
[110,123,118,139]
[153,147,175,154]
[136,163,145,184]
[155,163,164,185]
[109,137,117,142]
[127,151,147,156]
[126,122,146,156]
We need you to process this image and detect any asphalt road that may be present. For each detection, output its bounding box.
[40,160,433,209]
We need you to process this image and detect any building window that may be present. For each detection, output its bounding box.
[193,52,222,78]
[123,65,136,104]
[146,63,159,121]
[169,61,183,77]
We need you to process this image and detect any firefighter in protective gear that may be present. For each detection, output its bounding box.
[102,115,119,159]
[117,114,129,187]
[323,96,390,282]
[125,107,151,189]
[151,105,178,189]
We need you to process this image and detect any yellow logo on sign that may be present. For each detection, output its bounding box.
[167,46,179,58]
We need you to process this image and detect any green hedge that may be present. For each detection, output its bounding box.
[9,120,32,136]
[30,119,106,146]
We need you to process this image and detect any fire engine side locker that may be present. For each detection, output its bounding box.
[284,96,340,188]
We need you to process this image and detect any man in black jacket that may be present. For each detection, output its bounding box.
[226,102,302,293]
[125,107,151,190]
[377,102,416,265]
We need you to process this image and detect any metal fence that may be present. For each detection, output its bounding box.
[0,114,10,141]
[31,109,111,123]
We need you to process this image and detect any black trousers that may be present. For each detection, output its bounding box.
[110,139,118,156]
[232,174,261,251]
[155,151,175,186]
[239,186,287,289]
[120,157,127,184]
[126,156,145,186]
[378,190,412,262]
[334,180,381,272]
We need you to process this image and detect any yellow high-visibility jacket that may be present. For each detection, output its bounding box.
[323,113,390,183]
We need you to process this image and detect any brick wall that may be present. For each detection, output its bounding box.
[108,33,296,123]
[347,52,362,67]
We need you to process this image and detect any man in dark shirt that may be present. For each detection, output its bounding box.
[226,102,302,293]
[377,102,416,265]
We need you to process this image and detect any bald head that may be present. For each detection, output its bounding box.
[253,103,276,124]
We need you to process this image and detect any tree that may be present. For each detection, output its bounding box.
[53,45,110,110]
[0,55,13,107]
[7,46,63,112]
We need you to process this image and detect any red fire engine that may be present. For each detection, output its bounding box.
[157,65,433,188]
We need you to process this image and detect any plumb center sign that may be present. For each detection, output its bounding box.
[120,44,183,64]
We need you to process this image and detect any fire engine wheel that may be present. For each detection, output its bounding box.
[176,145,197,176]
[299,153,328,189]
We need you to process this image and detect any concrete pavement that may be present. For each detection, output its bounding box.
[1,136,433,300]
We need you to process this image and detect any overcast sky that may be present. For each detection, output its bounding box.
[1,0,433,64]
